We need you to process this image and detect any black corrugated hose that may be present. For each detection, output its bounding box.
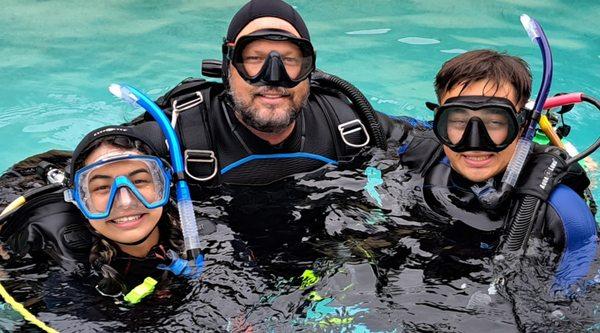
[312,70,387,150]
[504,196,542,251]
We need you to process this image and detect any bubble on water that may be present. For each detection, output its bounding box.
[441,48,467,54]
[551,310,565,320]
[346,28,391,35]
[398,37,440,45]
[467,291,492,309]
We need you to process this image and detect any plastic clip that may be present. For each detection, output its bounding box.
[123,277,157,304]
[157,250,205,279]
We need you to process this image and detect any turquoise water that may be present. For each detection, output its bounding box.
[1,0,599,200]
[0,0,599,201]
[1,1,600,331]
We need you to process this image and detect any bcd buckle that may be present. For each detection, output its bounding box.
[337,119,370,148]
[171,91,204,128]
[184,150,218,182]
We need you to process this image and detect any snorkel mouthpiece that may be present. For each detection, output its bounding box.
[109,84,138,106]
[520,14,542,41]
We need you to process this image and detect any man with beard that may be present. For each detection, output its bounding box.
[134,0,406,186]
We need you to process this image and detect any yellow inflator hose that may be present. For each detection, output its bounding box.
[539,114,564,148]
[0,196,26,219]
[1,193,59,332]
[0,282,58,332]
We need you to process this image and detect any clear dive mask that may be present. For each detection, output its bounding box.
[429,96,529,152]
[224,29,316,88]
[65,155,172,220]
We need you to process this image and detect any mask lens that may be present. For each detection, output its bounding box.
[240,40,310,80]
[441,107,513,145]
[232,33,315,84]
[74,156,170,218]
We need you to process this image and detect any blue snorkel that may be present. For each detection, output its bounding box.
[109,84,203,261]
[493,15,554,252]
[503,14,553,186]
[474,14,553,210]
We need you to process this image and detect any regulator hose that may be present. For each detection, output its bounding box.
[311,69,387,149]
[504,196,542,251]
[565,95,600,166]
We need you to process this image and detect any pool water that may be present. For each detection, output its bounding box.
[1,0,599,332]
[1,0,599,194]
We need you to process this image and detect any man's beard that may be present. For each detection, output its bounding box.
[230,85,307,134]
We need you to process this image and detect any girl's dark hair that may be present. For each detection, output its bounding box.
[77,136,183,295]
[434,49,532,106]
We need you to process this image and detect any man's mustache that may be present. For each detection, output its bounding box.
[254,86,291,96]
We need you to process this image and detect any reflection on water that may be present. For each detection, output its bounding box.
[1,147,598,332]
[1,0,599,330]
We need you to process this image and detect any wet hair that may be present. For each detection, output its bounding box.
[75,136,183,295]
[434,50,532,106]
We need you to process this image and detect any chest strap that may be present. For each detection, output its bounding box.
[157,79,221,183]
[312,91,370,161]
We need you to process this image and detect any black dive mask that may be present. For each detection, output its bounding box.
[223,29,315,88]
[429,96,528,152]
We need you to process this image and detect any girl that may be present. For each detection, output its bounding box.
[65,124,193,302]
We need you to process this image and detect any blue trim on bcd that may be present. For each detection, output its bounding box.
[221,153,338,175]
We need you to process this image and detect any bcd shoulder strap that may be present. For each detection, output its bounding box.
[310,85,370,161]
[397,128,445,176]
[157,78,224,183]
[1,187,92,272]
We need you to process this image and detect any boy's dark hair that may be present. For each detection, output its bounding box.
[434,50,532,106]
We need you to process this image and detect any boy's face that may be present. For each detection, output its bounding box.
[439,80,522,183]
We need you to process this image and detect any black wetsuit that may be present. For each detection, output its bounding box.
[395,126,597,291]
[134,78,408,186]
[397,126,596,248]
[109,242,173,292]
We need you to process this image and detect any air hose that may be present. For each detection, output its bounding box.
[565,95,600,166]
[0,283,58,333]
[311,69,387,150]
[505,196,543,251]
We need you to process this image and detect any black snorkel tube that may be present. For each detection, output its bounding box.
[474,14,553,211]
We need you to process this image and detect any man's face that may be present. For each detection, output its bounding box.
[228,18,310,134]
[440,80,523,183]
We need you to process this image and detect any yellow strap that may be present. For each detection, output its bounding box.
[0,196,26,218]
[0,281,59,333]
